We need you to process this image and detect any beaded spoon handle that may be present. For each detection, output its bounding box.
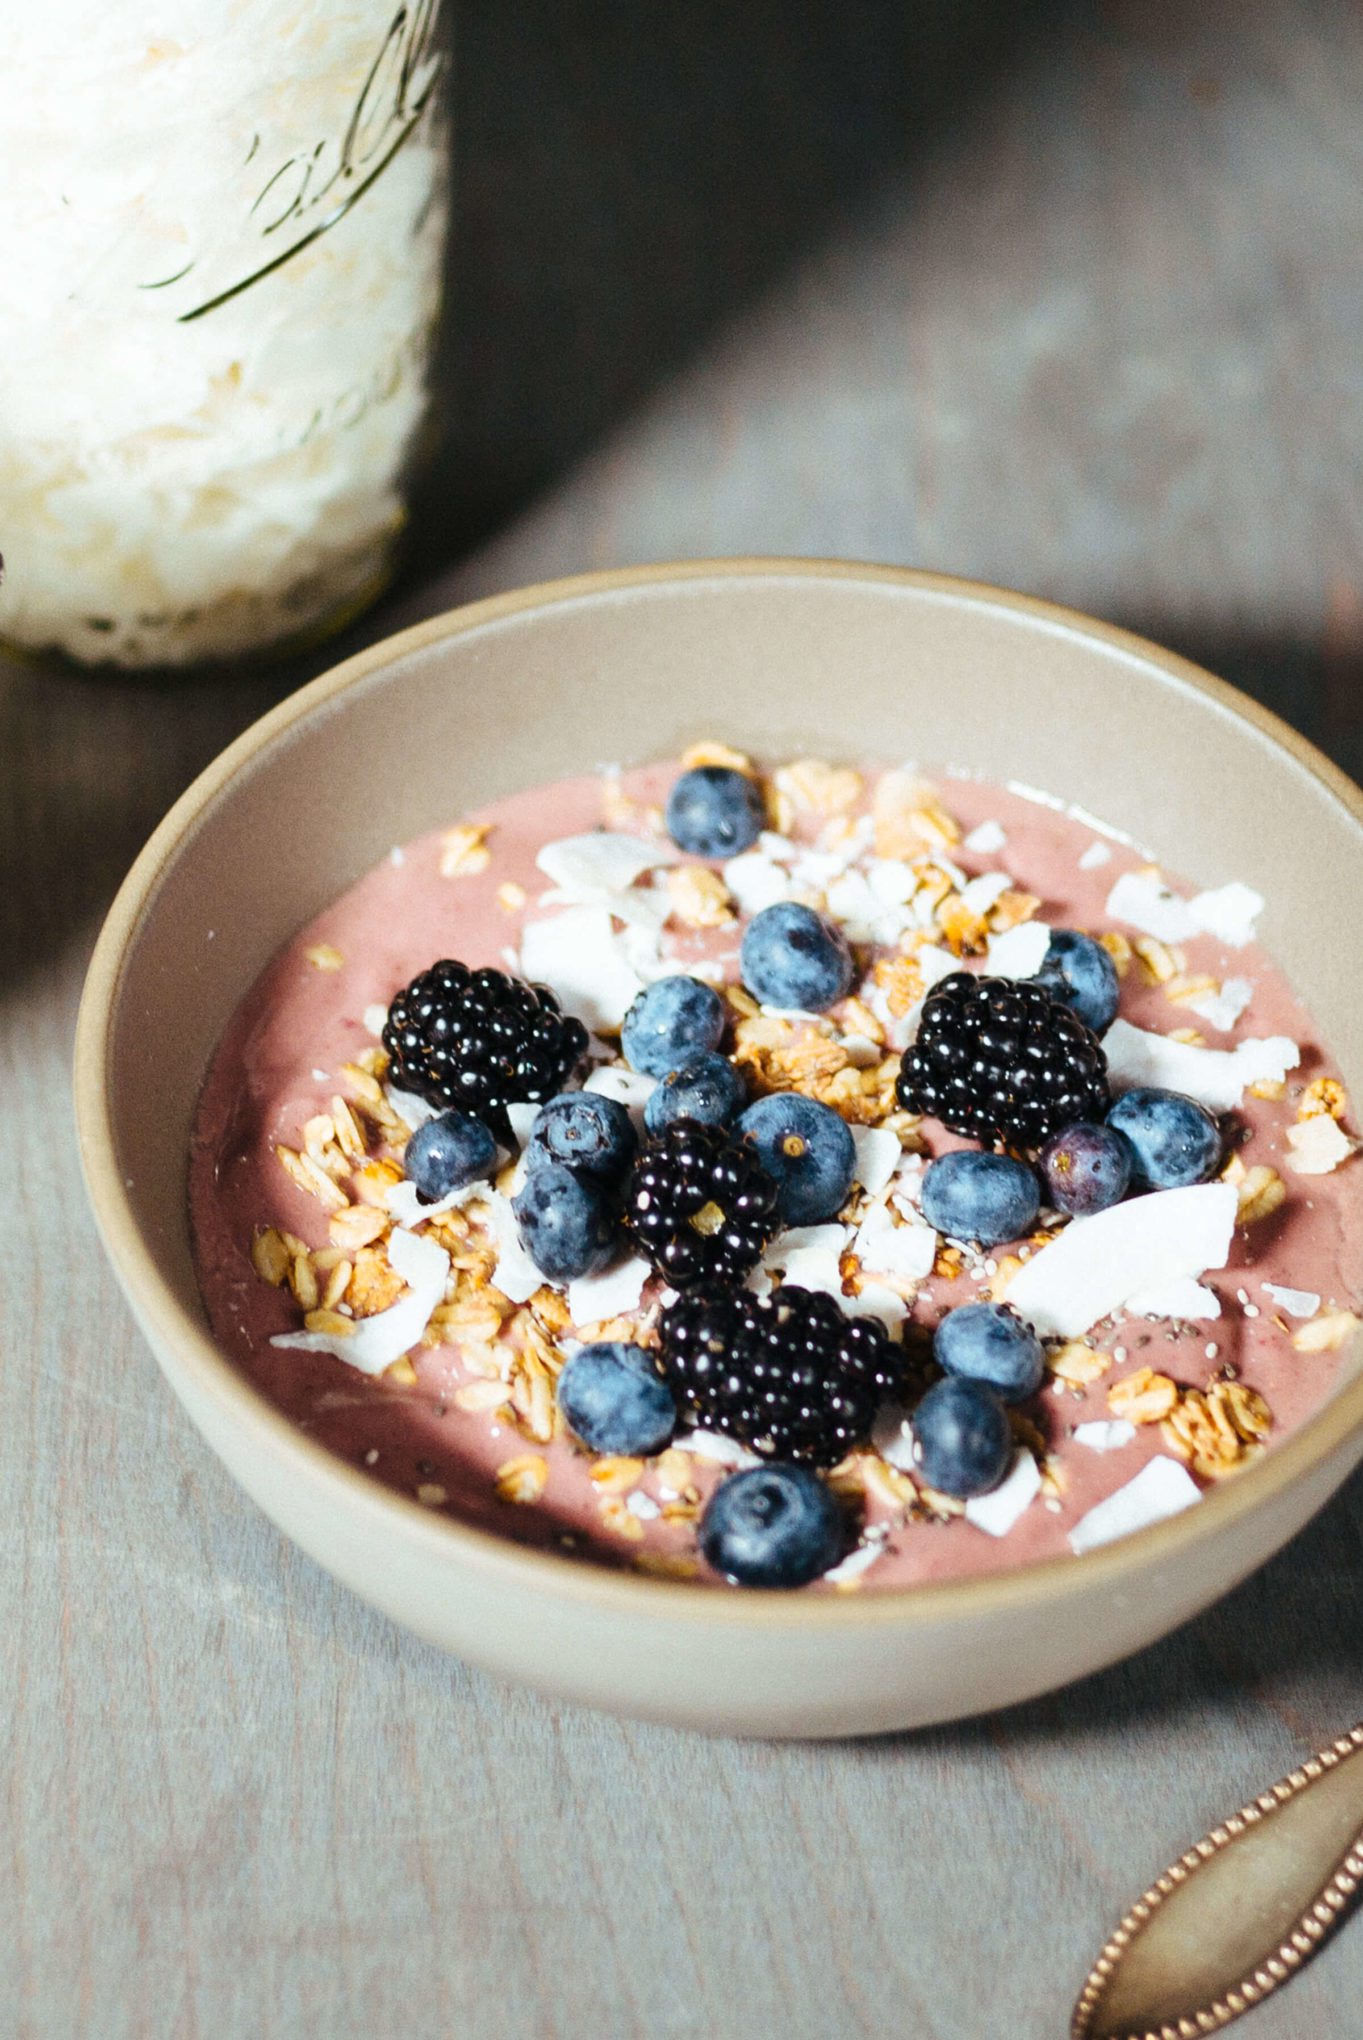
[1072,1725,1363,2039]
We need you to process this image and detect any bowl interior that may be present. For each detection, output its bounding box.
[92,563,1363,1566]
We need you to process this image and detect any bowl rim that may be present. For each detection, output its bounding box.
[74,555,1363,1627]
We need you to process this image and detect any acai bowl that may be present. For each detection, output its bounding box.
[75,561,1363,1735]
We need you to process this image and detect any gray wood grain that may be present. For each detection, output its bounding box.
[6,1,1363,2033]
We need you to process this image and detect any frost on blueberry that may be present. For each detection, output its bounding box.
[737,1092,856,1226]
[558,1343,677,1456]
[700,1464,846,1588]
[622,975,726,1079]
[920,1151,1040,1248]
[740,901,854,1013]
[666,765,765,858]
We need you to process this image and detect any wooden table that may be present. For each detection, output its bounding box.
[7,3,1363,2032]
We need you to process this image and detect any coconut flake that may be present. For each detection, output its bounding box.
[592,886,673,937]
[270,1228,449,1376]
[1073,1419,1137,1453]
[478,1190,555,1305]
[615,916,669,984]
[1188,881,1264,948]
[673,1428,760,1470]
[1126,1277,1222,1321]
[1102,1019,1299,1111]
[965,1451,1042,1538]
[1285,1115,1359,1175]
[873,1405,916,1471]
[519,905,645,1032]
[823,1527,892,1585]
[845,1283,908,1330]
[1262,1281,1322,1318]
[791,845,860,891]
[535,832,671,896]
[919,943,962,987]
[850,1125,901,1198]
[1006,1182,1238,1340]
[840,1032,884,1069]
[386,1085,441,1131]
[723,851,796,916]
[385,1176,491,1228]
[505,1101,541,1149]
[964,819,1007,854]
[1185,977,1253,1033]
[1079,840,1113,871]
[824,869,884,942]
[959,871,1013,917]
[1068,1456,1202,1554]
[1105,871,1200,943]
[585,1062,656,1102]
[852,1202,938,1284]
[758,830,798,863]
[1106,871,1265,948]
[763,1224,849,1294]
[568,1253,652,1326]
[986,921,1050,979]
[363,1002,388,1037]
[865,858,920,907]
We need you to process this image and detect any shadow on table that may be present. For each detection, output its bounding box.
[0,662,275,1003]
[1,0,1080,997]
[403,0,1081,574]
[253,1429,1363,1755]
[858,1466,1363,1759]
[1162,625,1363,794]
[10,0,1362,996]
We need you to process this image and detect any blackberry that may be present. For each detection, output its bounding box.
[896,972,1109,1149]
[659,1282,903,1466]
[383,960,588,1137]
[624,1119,779,1286]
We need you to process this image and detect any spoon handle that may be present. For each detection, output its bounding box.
[1073,1724,1363,2040]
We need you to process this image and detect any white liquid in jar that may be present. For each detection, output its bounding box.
[0,1,449,668]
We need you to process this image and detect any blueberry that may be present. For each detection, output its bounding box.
[665,765,765,858]
[737,1092,856,1225]
[740,902,854,1013]
[622,975,726,1078]
[557,1342,677,1455]
[644,1050,747,1134]
[932,1303,1044,1405]
[404,1109,498,1202]
[699,1464,846,1588]
[527,1091,637,1180]
[911,1376,1013,1498]
[1039,1120,1132,1216]
[920,1150,1040,1246]
[1107,1087,1222,1190]
[512,1162,616,1281]
[1037,929,1120,1034]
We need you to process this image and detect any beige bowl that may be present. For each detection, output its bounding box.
[75,560,1363,1737]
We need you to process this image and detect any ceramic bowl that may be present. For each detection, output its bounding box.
[75,560,1363,1737]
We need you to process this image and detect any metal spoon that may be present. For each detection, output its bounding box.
[1072,1725,1363,2039]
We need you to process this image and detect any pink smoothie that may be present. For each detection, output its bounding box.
[188,761,1363,1589]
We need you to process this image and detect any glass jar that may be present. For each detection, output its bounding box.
[0,3,451,671]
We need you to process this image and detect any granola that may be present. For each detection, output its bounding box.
[189,750,1363,1592]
